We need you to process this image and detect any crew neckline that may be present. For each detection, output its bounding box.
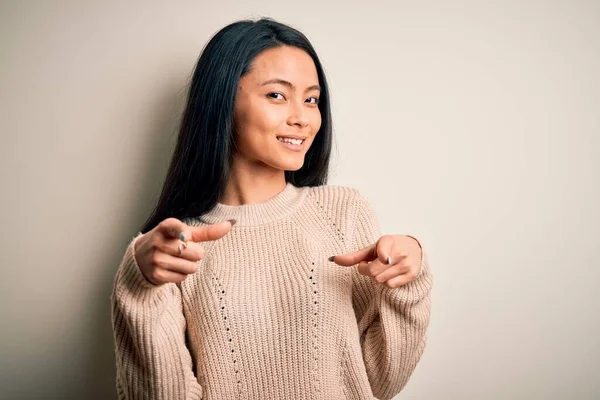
[199,182,309,227]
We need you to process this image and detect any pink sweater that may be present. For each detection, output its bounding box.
[111,182,432,399]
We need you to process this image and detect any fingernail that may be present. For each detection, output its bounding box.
[328,256,335,262]
[227,219,237,226]
[179,232,186,241]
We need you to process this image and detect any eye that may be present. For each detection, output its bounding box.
[306,97,320,105]
[267,92,285,100]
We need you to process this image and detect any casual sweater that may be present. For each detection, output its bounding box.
[111,182,433,400]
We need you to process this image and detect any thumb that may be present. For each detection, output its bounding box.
[158,217,191,241]
[190,219,237,242]
[329,243,378,266]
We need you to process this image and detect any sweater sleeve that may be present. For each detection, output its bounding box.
[349,191,433,400]
[110,232,203,400]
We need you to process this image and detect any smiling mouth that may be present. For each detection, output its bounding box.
[276,136,305,145]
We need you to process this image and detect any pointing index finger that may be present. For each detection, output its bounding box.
[330,243,378,266]
[190,219,236,242]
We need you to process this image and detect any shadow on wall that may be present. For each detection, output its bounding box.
[82,84,187,399]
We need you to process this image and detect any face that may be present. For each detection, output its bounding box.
[232,46,322,172]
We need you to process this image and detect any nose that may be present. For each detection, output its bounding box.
[287,99,309,128]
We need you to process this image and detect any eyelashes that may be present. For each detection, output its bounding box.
[267,92,320,105]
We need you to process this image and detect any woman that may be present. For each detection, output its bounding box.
[111,17,432,400]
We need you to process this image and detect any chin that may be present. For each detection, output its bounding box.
[284,164,304,172]
[273,159,304,172]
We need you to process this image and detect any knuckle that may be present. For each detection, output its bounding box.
[189,244,204,261]
[185,261,196,274]
[159,218,180,238]
[157,219,171,233]
[149,234,162,250]
[150,269,163,283]
[163,217,177,226]
[151,253,165,268]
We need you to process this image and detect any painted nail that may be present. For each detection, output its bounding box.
[328,256,335,262]
[179,232,186,241]
[228,219,237,226]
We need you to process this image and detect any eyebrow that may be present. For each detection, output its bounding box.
[260,78,321,92]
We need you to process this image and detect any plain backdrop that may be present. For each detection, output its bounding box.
[1,1,599,399]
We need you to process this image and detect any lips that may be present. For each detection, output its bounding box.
[276,135,307,141]
[277,135,306,144]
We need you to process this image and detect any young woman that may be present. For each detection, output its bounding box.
[111,17,432,400]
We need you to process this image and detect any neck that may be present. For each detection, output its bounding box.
[218,174,287,206]
[200,181,309,227]
[219,152,290,206]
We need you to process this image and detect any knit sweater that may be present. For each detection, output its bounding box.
[111,182,432,400]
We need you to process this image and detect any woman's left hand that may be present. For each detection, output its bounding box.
[329,235,422,288]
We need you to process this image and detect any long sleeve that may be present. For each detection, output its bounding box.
[110,233,203,400]
[349,191,433,400]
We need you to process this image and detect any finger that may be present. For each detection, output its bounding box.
[356,258,389,277]
[190,219,236,242]
[149,268,188,285]
[162,255,200,275]
[330,243,378,266]
[152,251,199,275]
[382,272,413,289]
[162,238,205,262]
[373,262,411,284]
[158,217,190,241]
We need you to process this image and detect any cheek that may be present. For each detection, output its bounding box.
[245,100,286,134]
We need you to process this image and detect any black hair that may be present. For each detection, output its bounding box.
[139,17,333,233]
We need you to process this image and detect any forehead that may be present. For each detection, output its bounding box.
[243,46,319,85]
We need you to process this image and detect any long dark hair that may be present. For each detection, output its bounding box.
[139,17,333,234]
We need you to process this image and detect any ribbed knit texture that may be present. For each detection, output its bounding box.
[110,182,433,399]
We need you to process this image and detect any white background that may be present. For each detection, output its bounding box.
[1,1,598,398]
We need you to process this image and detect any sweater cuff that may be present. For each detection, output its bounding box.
[118,232,161,293]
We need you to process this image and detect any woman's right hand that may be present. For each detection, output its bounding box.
[133,217,236,285]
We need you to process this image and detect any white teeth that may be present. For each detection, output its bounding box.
[278,137,303,145]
